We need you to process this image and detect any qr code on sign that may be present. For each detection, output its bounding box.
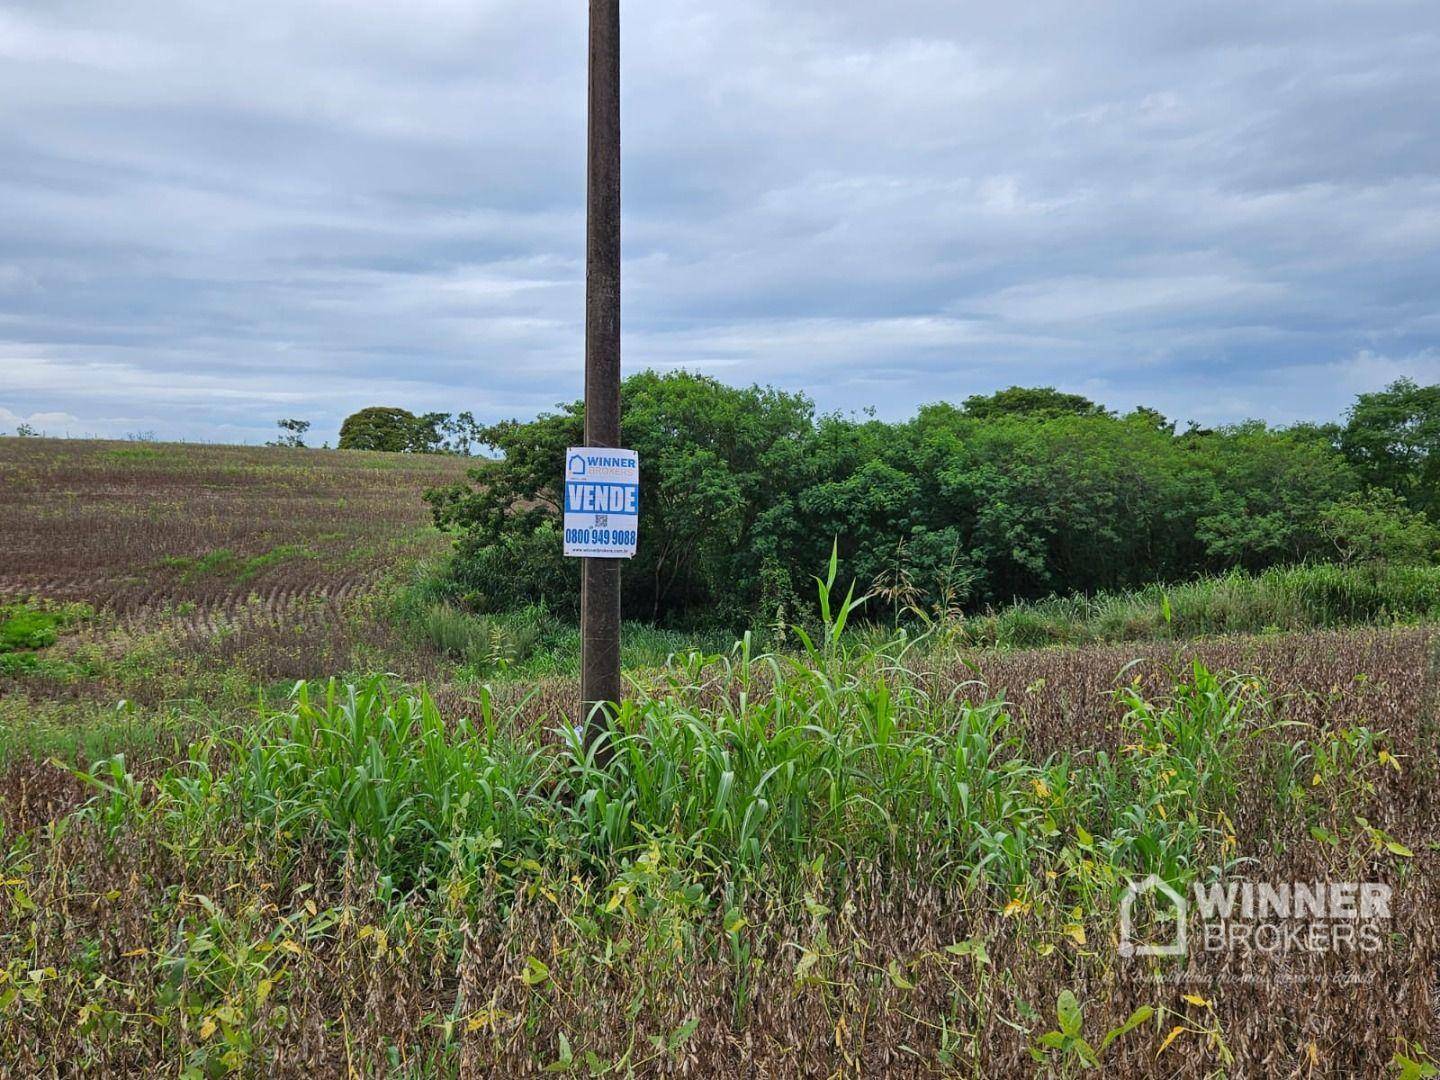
[593,514,608,527]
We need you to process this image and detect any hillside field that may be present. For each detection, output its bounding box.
[0,437,1437,1076]
[0,436,470,621]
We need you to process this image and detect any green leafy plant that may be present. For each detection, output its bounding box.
[1030,990,1153,1072]
[0,600,91,654]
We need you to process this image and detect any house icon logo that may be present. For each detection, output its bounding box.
[1119,874,1188,957]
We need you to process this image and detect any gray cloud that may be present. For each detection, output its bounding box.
[1,0,1437,442]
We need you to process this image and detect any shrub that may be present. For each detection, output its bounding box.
[409,600,543,671]
[450,521,577,615]
[339,406,422,452]
[0,600,91,653]
[427,374,1440,630]
[961,561,1440,648]
[1320,488,1440,564]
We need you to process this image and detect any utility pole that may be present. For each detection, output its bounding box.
[581,0,622,750]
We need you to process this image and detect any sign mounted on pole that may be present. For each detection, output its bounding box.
[563,447,639,558]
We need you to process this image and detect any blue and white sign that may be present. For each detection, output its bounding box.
[563,446,639,558]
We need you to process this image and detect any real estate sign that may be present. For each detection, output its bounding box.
[563,447,639,558]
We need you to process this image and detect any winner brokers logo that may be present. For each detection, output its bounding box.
[1119,875,1392,958]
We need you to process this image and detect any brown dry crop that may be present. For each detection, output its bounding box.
[2,437,1438,1076]
[0,436,469,618]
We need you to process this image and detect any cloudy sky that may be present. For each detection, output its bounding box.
[2,1,1438,444]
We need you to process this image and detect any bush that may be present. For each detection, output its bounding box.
[408,600,542,671]
[1320,489,1440,564]
[0,600,91,653]
[959,562,1440,648]
[427,373,1440,630]
[450,521,577,615]
[338,406,421,452]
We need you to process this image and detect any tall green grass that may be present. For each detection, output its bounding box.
[394,562,739,677]
[79,637,1268,907]
[958,561,1440,648]
[397,559,1440,674]
[413,601,542,669]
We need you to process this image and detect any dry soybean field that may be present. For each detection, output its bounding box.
[0,436,470,624]
[0,437,471,829]
[1,436,1438,1077]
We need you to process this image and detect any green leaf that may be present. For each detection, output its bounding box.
[1056,990,1083,1038]
[886,959,915,990]
[794,948,819,979]
[667,1017,700,1051]
[723,907,747,935]
[1099,1005,1154,1049]
[542,1031,574,1073]
[521,955,551,986]
[830,579,858,641]
[942,939,990,964]
[1394,1052,1440,1080]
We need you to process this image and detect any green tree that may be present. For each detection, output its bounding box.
[267,418,311,448]
[1320,489,1439,564]
[961,386,1113,421]
[425,380,1409,630]
[341,408,481,454]
[427,372,814,624]
[923,412,1203,602]
[431,411,483,455]
[1341,379,1440,517]
[1190,422,1357,569]
[339,407,421,452]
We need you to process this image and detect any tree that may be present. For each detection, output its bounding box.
[961,386,1113,421]
[925,412,1203,601]
[339,407,421,452]
[339,407,482,454]
[432,411,483,455]
[425,376,1419,630]
[1320,489,1439,564]
[268,418,311,448]
[14,423,38,437]
[1190,422,1357,569]
[1341,379,1440,517]
[427,371,815,624]
[1125,406,1176,435]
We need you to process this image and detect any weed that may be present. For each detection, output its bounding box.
[0,600,91,654]
[1030,990,1153,1072]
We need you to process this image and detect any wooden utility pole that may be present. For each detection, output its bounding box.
[581,0,622,748]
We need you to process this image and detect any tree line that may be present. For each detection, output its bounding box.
[266,408,484,453]
[417,373,1440,629]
